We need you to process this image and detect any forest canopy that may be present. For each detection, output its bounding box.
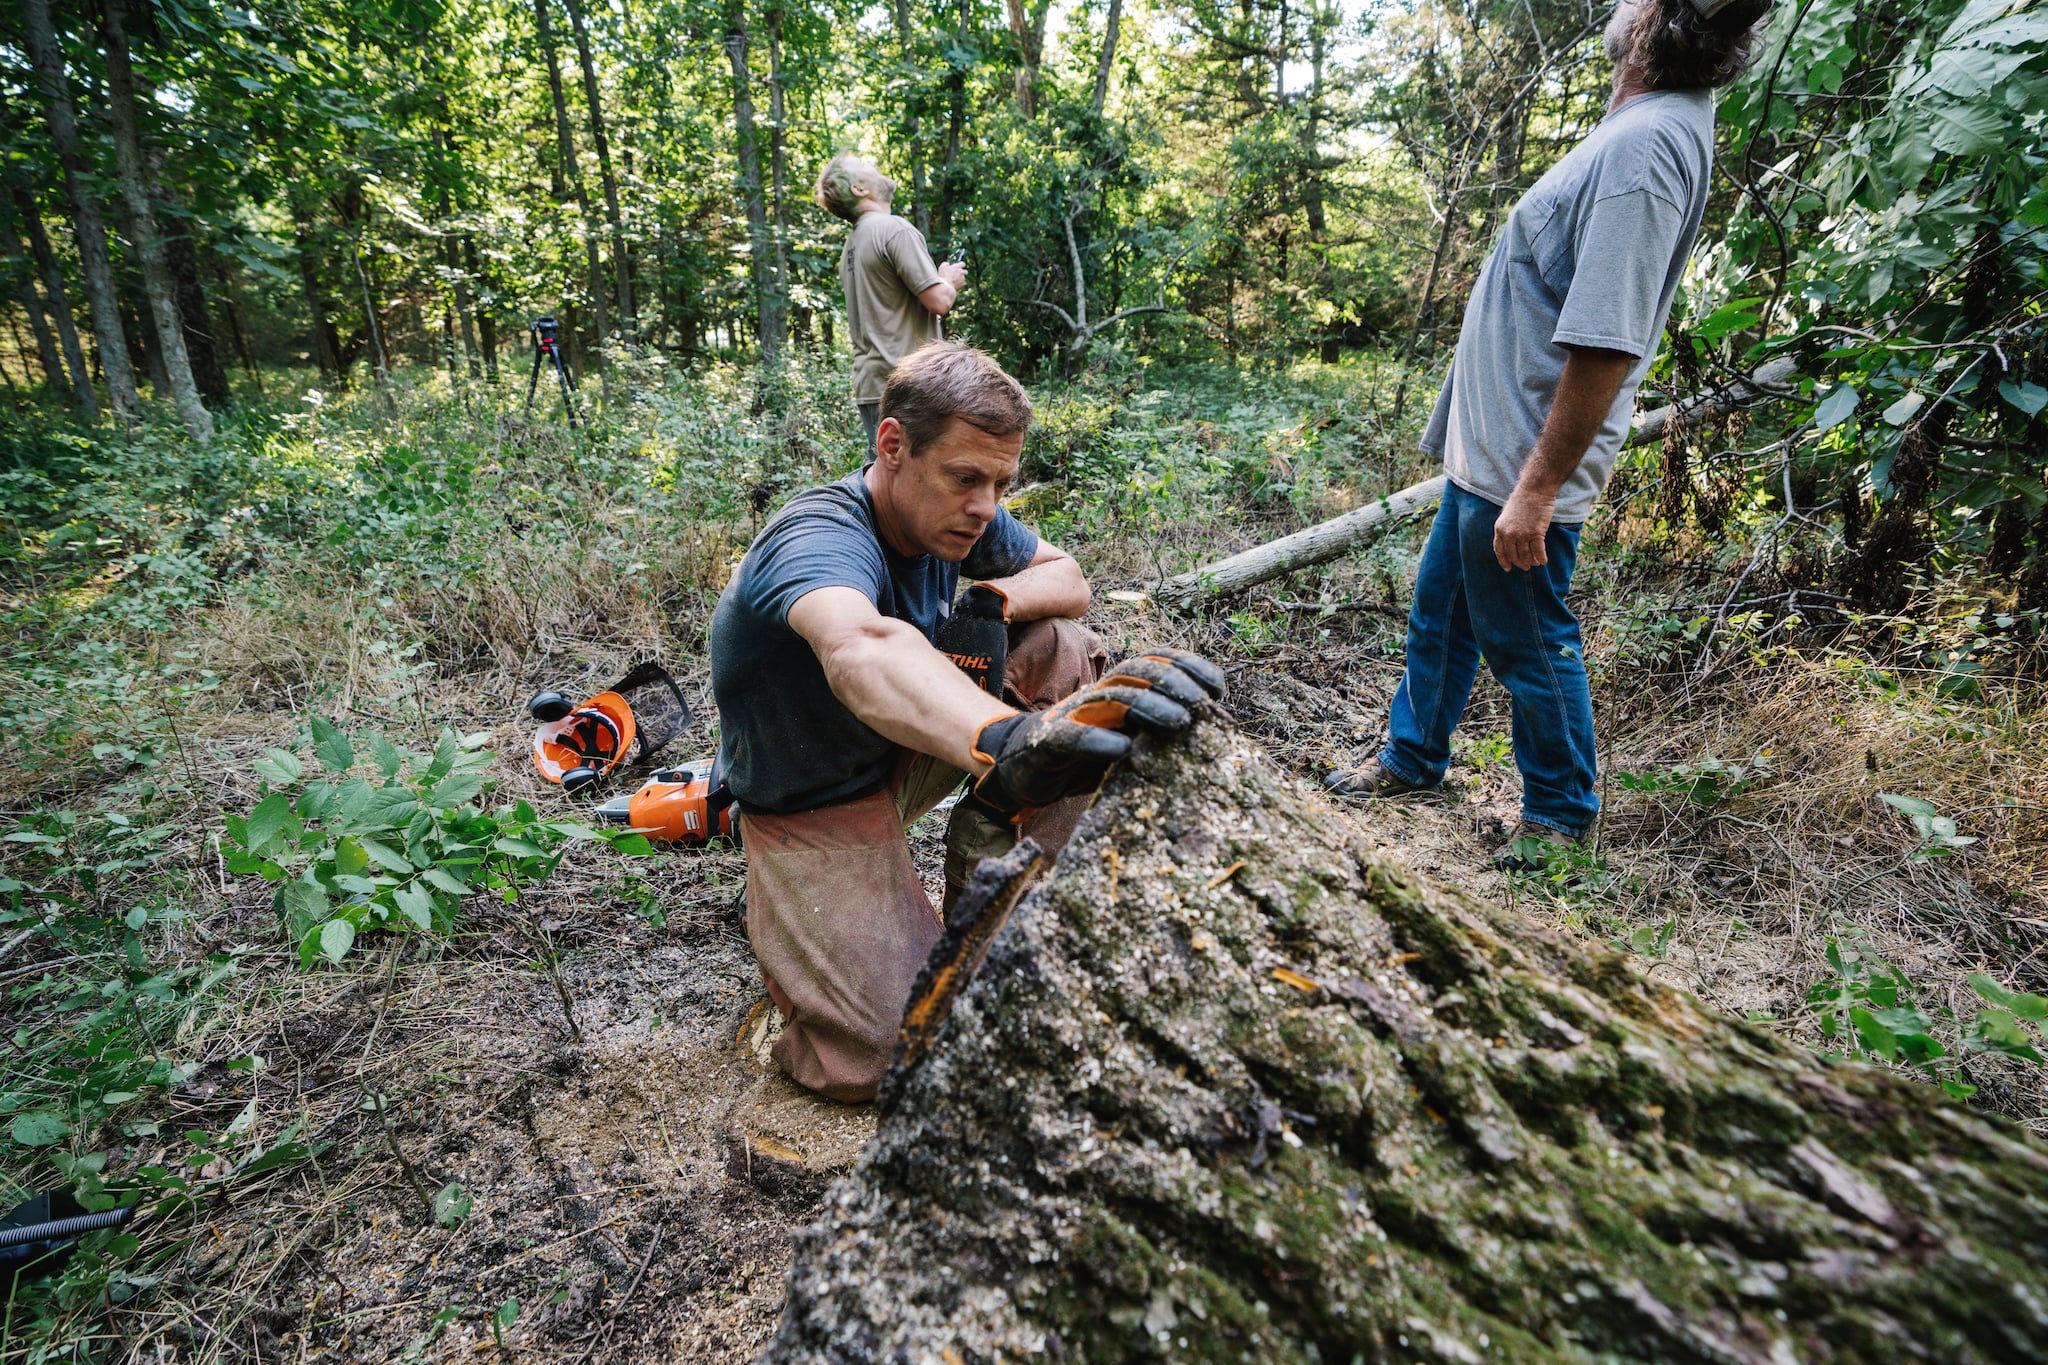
[3,0,2044,611]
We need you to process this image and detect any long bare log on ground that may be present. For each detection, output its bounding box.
[1155,356,1801,610]
[766,708,2048,1364]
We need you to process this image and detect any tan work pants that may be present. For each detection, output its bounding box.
[741,618,1107,1102]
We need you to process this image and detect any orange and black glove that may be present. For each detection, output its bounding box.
[935,583,1010,696]
[968,648,1226,814]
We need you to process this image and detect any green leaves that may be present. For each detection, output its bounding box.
[1877,793,1978,861]
[1812,383,1860,434]
[1965,976,2048,1062]
[311,715,355,774]
[318,919,355,963]
[11,1110,71,1147]
[1999,380,2048,418]
[392,883,435,931]
[1810,940,2047,1090]
[369,732,405,781]
[251,747,303,786]
[1970,974,2048,1023]
[245,793,297,853]
[228,721,642,969]
[433,1180,473,1228]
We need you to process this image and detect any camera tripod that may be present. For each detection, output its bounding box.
[524,316,581,428]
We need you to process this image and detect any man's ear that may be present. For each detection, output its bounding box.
[875,416,910,467]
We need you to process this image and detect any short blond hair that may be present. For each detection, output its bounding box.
[881,343,1033,456]
[814,155,861,223]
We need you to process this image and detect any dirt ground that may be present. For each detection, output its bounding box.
[48,579,2046,1363]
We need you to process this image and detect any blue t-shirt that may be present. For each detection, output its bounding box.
[710,469,1039,814]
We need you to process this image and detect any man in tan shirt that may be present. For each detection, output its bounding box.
[815,154,968,450]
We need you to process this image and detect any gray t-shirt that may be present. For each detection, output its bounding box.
[1424,89,1713,523]
[841,212,944,404]
[710,470,1038,814]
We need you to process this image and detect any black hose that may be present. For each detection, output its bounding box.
[0,1206,134,1249]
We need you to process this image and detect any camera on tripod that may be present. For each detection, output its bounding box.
[524,314,579,427]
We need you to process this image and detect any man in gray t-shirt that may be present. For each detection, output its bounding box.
[1328,0,1772,867]
[814,154,969,451]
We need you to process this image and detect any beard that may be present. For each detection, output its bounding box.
[1603,0,1638,65]
[875,172,897,204]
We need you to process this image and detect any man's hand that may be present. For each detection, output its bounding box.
[970,649,1226,813]
[1493,487,1557,572]
[1494,344,1635,572]
[935,583,1009,695]
[938,260,967,290]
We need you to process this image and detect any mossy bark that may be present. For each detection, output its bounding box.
[765,714,2048,1364]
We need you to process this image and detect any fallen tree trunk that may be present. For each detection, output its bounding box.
[766,709,2048,1363]
[1155,357,1801,610]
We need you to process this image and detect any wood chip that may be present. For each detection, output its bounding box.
[1271,966,1319,993]
[1190,931,1216,953]
[1205,860,1246,889]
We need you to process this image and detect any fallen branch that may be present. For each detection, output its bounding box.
[1155,355,1801,611]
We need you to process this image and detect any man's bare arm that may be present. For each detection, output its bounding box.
[1494,344,1635,571]
[918,261,968,317]
[788,586,1011,773]
[979,540,1089,622]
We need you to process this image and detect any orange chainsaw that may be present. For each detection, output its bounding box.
[591,758,738,845]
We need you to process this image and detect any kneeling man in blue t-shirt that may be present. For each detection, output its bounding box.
[711,342,1223,1103]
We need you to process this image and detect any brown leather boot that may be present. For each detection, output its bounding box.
[1324,755,1439,799]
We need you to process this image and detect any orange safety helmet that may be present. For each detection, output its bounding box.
[532,690,639,792]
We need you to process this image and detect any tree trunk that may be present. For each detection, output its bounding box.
[768,713,2048,1363]
[1003,0,1051,118]
[165,224,232,406]
[209,250,262,401]
[723,0,783,366]
[766,4,793,322]
[1154,358,1804,610]
[351,243,396,412]
[8,180,95,416]
[120,9,232,409]
[935,0,967,239]
[534,0,610,380]
[101,0,212,441]
[290,195,343,384]
[561,0,634,337]
[18,0,141,429]
[464,235,496,379]
[433,130,482,381]
[121,285,166,394]
[1306,2,1337,363]
[0,198,66,394]
[890,0,931,237]
[1091,0,1123,116]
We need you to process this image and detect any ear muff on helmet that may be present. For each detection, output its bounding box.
[528,690,573,723]
[531,691,639,789]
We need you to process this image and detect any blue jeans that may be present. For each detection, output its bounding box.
[1379,481,1597,837]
